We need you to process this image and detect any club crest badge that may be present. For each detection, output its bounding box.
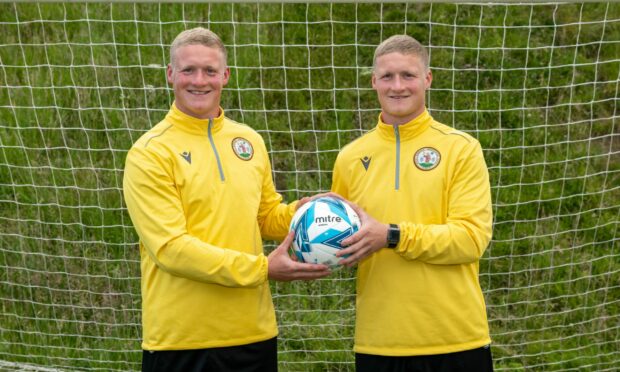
[414,147,441,171]
[232,137,254,160]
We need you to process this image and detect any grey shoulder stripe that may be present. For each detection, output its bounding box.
[144,124,173,148]
[430,125,472,143]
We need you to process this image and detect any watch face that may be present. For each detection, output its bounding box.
[388,224,400,247]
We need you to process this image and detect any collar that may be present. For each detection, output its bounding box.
[165,102,225,136]
[376,109,433,142]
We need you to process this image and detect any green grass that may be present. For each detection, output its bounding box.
[1,2,619,371]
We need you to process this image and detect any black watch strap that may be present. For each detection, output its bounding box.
[387,223,400,248]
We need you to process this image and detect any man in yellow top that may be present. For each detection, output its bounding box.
[331,35,494,371]
[123,27,331,372]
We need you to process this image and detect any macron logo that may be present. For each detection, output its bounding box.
[180,151,192,164]
[360,156,371,171]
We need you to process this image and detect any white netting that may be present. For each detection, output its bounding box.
[0,2,618,371]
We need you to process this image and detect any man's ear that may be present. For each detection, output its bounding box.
[222,67,231,86]
[424,69,433,90]
[167,64,174,84]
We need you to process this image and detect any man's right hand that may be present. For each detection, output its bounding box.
[267,232,331,281]
[336,200,390,267]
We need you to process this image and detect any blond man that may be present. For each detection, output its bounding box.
[332,35,494,371]
[123,27,330,372]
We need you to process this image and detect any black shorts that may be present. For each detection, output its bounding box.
[356,345,494,372]
[142,337,278,372]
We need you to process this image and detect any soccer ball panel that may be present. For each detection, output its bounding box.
[301,245,341,267]
[342,202,361,230]
[290,201,313,231]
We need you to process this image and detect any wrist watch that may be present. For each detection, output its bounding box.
[387,223,400,248]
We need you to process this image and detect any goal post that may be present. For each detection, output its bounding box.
[0,2,618,371]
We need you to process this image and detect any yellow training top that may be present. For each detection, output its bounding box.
[332,109,493,356]
[123,103,296,350]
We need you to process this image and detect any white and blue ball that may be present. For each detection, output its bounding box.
[289,196,361,267]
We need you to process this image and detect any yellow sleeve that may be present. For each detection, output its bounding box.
[330,151,349,198]
[255,139,297,241]
[396,141,493,265]
[123,145,268,287]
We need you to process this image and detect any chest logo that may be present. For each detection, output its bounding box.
[232,137,254,161]
[180,151,192,164]
[414,147,441,171]
[360,156,371,171]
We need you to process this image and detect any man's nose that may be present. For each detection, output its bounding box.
[392,76,403,90]
[193,70,209,85]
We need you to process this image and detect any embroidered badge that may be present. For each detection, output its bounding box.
[360,156,371,171]
[414,147,441,171]
[180,151,192,164]
[231,137,254,160]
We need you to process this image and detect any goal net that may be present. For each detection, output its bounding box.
[1,2,618,371]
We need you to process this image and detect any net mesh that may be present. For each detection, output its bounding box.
[0,2,618,371]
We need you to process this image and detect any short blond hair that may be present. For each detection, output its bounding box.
[373,35,429,70]
[170,27,227,68]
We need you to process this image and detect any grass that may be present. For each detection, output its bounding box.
[0,2,619,371]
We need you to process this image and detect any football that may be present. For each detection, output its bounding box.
[289,196,361,267]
